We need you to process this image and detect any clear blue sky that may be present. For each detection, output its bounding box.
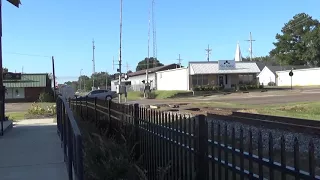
[2,0,319,83]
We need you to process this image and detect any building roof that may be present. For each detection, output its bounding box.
[4,73,49,88]
[267,65,307,74]
[189,61,260,75]
[127,63,180,77]
[255,61,267,71]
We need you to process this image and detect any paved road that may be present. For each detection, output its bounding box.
[0,119,68,180]
[128,88,320,105]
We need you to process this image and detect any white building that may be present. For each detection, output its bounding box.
[189,61,260,89]
[156,67,189,91]
[111,64,180,91]
[276,67,320,86]
[258,66,300,86]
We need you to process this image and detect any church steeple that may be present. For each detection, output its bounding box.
[234,41,242,61]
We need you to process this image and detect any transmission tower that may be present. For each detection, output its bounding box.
[152,0,157,67]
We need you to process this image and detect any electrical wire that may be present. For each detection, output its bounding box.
[4,52,51,58]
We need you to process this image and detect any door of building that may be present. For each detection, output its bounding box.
[218,75,224,87]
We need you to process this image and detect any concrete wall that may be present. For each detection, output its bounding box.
[156,68,189,91]
[276,68,320,86]
[258,67,275,85]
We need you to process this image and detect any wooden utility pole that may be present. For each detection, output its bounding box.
[245,32,255,61]
[177,54,182,68]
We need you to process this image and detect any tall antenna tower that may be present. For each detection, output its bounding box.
[144,1,151,98]
[152,0,157,67]
[92,39,96,88]
[245,32,255,61]
[205,44,212,61]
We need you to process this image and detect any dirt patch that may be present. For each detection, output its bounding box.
[236,109,260,114]
[276,105,307,112]
[184,108,200,111]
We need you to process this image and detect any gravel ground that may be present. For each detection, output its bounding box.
[207,118,320,166]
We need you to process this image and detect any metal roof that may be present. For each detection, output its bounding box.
[4,74,49,88]
[267,65,308,74]
[189,61,260,75]
[127,64,180,77]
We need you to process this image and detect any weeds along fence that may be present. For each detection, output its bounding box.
[70,97,320,180]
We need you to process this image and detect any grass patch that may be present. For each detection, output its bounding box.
[193,101,320,120]
[257,101,320,120]
[6,112,28,121]
[127,90,189,100]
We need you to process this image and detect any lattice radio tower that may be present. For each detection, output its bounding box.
[152,0,157,67]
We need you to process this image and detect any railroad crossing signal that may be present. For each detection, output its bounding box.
[289,70,293,77]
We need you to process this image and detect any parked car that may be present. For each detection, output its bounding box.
[81,89,117,100]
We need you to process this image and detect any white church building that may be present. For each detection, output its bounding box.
[188,42,261,90]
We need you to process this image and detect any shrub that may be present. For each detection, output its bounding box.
[27,103,56,115]
[38,92,54,102]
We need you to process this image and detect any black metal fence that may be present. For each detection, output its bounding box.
[70,96,320,180]
[56,95,84,180]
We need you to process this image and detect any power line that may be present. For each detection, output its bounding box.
[4,52,51,58]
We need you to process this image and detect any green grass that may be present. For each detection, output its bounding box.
[126,90,189,101]
[194,101,320,120]
[5,102,56,121]
[6,112,28,121]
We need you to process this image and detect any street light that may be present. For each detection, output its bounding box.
[80,69,83,91]
[0,0,22,136]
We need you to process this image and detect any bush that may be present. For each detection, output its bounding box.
[27,103,56,115]
[38,92,54,102]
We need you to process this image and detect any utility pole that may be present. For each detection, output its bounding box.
[52,56,56,99]
[0,0,21,136]
[177,54,182,68]
[118,0,123,103]
[205,44,212,62]
[21,66,23,73]
[105,70,108,90]
[80,69,83,91]
[125,62,130,72]
[92,39,96,90]
[245,32,255,61]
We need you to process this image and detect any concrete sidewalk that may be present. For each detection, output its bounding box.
[0,118,68,180]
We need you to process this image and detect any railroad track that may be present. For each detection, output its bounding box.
[207,112,320,137]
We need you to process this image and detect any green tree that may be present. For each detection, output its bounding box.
[136,57,164,71]
[3,68,8,73]
[270,13,320,66]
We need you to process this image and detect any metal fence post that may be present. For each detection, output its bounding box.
[86,96,88,120]
[133,103,140,161]
[75,96,78,113]
[80,98,83,118]
[196,114,209,180]
[94,97,97,122]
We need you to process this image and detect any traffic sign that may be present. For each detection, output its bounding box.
[289,71,293,77]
